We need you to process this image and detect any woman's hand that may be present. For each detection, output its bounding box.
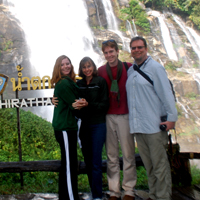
[52,96,59,107]
[72,98,88,109]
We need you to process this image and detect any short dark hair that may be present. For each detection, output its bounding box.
[130,36,147,48]
[102,39,119,52]
[78,57,98,78]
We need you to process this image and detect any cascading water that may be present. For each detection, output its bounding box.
[126,20,134,38]
[172,15,200,122]
[187,27,200,60]
[148,10,178,61]
[126,20,138,38]
[94,0,103,28]
[101,0,118,30]
[101,0,130,52]
[164,12,190,68]
[173,15,200,62]
[6,0,102,77]
[132,20,138,36]
[5,0,103,122]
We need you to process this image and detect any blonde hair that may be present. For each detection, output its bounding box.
[51,55,76,86]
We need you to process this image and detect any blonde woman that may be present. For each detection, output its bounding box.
[51,55,87,200]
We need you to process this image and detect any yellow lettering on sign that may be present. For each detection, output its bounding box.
[11,65,52,91]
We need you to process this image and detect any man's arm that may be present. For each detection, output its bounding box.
[153,64,177,130]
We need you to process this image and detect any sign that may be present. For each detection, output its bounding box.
[0,65,53,109]
[0,74,9,95]
[0,97,53,108]
[0,65,81,108]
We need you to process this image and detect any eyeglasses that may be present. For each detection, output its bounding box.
[131,46,145,50]
[102,39,116,45]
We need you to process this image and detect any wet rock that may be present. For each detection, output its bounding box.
[0,191,149,200]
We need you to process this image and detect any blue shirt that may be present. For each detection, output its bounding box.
[126,56,177,134]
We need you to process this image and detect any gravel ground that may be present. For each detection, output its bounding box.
[0,190,149,200]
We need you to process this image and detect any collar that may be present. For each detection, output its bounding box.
[134,56,151,68]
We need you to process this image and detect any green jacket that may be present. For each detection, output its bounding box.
[52,76,79,131]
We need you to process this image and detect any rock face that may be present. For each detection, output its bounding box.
[0,5,24,65]
[85,0,107,27]
[0,4,33,79]
[85,0,129,27]
[117,0,130,7]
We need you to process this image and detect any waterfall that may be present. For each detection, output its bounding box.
[126,20,134,38]
[132,20,138,36]
[164,13,190,67]
[176,98,189,119]
[188,27,200,50]
[101,0,118,30]
[187,27,200,61]
[6,0,102,77]
[173,14,200,122]
[173,15,200,62]
[94,0,103,28]
[5,0,103,122]
[101,0,130,52]
[148,10,178,61]
[126,20,138,38]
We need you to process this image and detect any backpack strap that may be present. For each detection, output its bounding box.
[123,62,129,71]
[169,80,177,102]
[133,64,153,85]
[133,64,176,101]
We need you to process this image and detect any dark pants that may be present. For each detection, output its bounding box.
[79,122,106,199]
[55,130,79,200]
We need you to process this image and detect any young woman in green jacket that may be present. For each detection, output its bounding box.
[51,55,87,200]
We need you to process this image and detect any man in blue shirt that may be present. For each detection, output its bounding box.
[126,36,177,200]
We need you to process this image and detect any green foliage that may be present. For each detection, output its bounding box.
[139,0,165,10]
[165,61,177,70]
[176,104,183,117]
[0,108,199,194]
[120,26,127,32]
[165,59,185,71]
[0,109,147,194]
[139,0,200,29]
[0,108,60,194]
[0,172,59,194]
[3,40,13,51]
[120,0,150,33]
[191,165,200,185]
[185,92,198,100]
[0,108,59,162]
[0,39,13,52]
[92,26,105,30]
[179,125,199,136]
[135,166,148,189]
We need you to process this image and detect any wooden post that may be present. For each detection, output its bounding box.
[15,89,23,187]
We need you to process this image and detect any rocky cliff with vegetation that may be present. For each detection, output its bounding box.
[85,0,200,138]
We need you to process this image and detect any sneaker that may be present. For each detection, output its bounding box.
[122,195,135,200]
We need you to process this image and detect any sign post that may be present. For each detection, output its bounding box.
[0,65,53,187]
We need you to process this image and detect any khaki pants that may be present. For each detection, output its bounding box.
[106,114,137,197]
[135,131,172,200]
